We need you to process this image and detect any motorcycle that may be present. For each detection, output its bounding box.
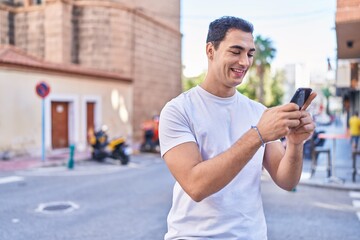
[88,126,131,165]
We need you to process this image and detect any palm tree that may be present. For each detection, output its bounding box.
[253,35,276,104]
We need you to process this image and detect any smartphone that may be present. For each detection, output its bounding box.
[290,88,312,109]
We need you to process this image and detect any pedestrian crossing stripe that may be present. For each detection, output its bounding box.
[349,191,360,199]
[353,200,360,208]
[0,176,24,185]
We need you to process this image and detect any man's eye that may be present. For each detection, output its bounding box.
[248,54,254,57]
[230,51,240,55]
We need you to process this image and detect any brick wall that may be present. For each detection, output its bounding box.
[336,0,360,22]
[337,0,360,8]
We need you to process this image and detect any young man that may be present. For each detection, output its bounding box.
[159,16,316,240]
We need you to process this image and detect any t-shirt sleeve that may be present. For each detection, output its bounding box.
[159,102,196,158]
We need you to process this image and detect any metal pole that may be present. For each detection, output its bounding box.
[42,98,45,162]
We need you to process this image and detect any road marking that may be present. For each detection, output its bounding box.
[349,191,360,199]
[0,176,24,185]
[349,191,360,222]
[353,200,360,208]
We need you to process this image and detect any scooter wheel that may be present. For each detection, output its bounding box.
[119,153,130,165]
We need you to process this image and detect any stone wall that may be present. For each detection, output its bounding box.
[0,0,182,144]
[72,5,133,77]
[14,9,45,58]
[0,8,9,44]
[132,13,182,140]
[44,0,72,63]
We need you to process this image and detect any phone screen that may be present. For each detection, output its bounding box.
[290,88,312,109]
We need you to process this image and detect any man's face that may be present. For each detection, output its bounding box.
[209,29,255,88]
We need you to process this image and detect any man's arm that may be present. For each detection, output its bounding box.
[263,93,317,190]
[263,141,304,191]
[163,129,263,202]
[163,103,302,202]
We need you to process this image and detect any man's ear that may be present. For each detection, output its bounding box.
[206,42,214,60]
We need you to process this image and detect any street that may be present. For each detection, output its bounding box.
[262,175,360,240]
[1,154,360,240]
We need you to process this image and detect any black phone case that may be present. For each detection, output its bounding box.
[290,88,312,109]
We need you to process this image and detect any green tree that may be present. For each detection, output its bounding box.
[182,72,206,91]
[266,70,285,107]
[322,87,332,115]
[253,35,276,104]
[237,72,258,100]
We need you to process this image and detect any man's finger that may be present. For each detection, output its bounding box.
[282,103,302,112]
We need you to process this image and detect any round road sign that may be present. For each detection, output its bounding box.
[36,81,50,98]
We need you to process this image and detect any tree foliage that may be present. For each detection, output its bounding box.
[253,35,276,104]
[182,72,206,91]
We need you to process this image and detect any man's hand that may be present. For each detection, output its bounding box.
[286,92,317,145]
[257,92,317,144]
[257,104,301,143]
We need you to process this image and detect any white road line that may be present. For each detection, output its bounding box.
[0,176,24,185]
[349,192,360,222]
[353,200,360,208]
[349,191,360,199]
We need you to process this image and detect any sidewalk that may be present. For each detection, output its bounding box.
[0,150,91,172]
[0,150,159,173]
[299,121,360,191]
[1,124,360,191]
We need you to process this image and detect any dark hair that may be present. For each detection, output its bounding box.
[206,16,254,49]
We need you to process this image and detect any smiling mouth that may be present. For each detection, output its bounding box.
[231,68,245,73]
[231,68,246,77]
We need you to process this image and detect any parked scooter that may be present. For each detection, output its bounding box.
[88,126,130,165]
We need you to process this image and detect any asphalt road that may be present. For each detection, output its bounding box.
[1,154,359,240]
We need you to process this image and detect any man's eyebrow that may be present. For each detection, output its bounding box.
[229,45,256,52]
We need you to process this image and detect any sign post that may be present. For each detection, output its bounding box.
[35,81,50,162]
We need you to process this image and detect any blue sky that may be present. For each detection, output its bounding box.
[180,0,337,77]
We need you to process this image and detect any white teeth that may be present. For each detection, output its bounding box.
[232,68,244,73]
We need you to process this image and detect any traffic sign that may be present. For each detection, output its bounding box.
[36,81,50,98]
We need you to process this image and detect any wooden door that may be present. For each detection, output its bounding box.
[86,102,95,143]
[51,101,69,149]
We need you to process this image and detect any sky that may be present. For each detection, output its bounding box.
[180,0,337,78]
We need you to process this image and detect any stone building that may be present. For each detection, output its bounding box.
[0,0,181,155]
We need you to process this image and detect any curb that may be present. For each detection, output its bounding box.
[298,178,360,191]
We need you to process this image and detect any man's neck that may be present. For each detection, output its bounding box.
[200,80,236,98]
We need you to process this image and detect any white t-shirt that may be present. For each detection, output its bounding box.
[159,85,267,240]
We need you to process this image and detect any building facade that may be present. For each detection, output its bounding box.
[0,0,182,156]
[0,45,132,156]
[335,0,360,124]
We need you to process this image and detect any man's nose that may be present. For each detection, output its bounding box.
[238,54,250,67]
